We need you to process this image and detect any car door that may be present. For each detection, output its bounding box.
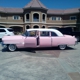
[24,30,37,48]
[51,31,59,46]
[39,31,51,47]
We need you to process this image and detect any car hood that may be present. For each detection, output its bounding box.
[2,35,25,41]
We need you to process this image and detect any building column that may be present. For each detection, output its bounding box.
[23,24,25,32]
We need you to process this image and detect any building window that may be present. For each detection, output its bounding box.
[26,25,30,29]
[57,17,61,20]
[26,13,29,22]
[70,16,77,20]
[42,26,45,28]
[42,14,46,22]
[52,17,56,20]
[13,15,20,20]
[33,13,39,22]
[33,25,39,28]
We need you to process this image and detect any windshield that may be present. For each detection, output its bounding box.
[8,29,13,32]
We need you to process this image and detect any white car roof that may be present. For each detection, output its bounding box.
[27,28,63,36]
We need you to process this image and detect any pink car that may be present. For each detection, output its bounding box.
[1,28,77,51]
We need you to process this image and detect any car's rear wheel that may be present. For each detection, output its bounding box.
[8,44,16,52]
[59,45,66,50]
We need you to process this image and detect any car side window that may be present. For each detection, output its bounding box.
[40,31,50,37]
[0,29,6,32]
[51,32,58,36]
[23,31,28,36]
[28,31,36,37]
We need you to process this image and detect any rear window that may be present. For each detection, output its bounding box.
[51,32,58,36]
[8,29,13,32]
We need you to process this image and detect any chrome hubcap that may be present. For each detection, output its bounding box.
[59,45,66,50]
[8,44,16,51]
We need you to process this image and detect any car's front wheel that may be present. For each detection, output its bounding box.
[59,45,66,50]
[8,44,16,52]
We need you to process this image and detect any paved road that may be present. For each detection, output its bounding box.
[0,43,80,80]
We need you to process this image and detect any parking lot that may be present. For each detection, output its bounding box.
[0,43,80,80]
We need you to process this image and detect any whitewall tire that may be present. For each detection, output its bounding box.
[8,44,16,52]
[59,45,66,50]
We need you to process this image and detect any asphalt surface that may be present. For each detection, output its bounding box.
[0,43,80,80]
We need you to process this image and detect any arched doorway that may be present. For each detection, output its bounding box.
[26,25,30,29]
[33,25,39,28]
[10,26,23,34]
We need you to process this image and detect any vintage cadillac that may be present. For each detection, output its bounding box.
[1,28,77,51]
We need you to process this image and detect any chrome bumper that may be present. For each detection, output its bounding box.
[75,41,78,45]
[1,42,7,48]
